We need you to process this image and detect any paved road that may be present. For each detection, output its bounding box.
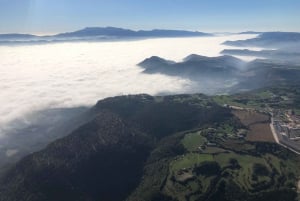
[270,114,300,155]
[230,105,300,155]
[269,112,300,155]
[269,115,279,144]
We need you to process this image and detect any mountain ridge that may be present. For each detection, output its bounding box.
[224,32,300,47]
[55,26,211,38]
[0,27,212,43]
[0,94,231,201]
[138,54,246,78]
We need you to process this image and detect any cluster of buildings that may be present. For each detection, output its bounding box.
[272,109,300,152]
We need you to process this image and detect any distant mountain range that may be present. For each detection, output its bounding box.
[238,31,263,35]
[224,32,300,47]
[2,29,300,46]
[0,27,212,44]
[54,27,212,38]
[0,33,37,40]
[138,54,300,93]
[222,32,300,65]
[221,49,300,64]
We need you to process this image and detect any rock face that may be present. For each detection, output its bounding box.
[0,94,229,201]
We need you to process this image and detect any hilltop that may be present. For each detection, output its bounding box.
[138,54,245,78]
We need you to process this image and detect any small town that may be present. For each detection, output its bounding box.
[271,109,300,154]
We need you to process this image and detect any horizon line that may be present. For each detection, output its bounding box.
[0,26,299,36]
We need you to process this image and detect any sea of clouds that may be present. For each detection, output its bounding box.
[0,34,260,139]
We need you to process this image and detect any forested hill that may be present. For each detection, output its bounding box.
[0,94,299,201]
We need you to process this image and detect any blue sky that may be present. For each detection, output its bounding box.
[0,0,299,34]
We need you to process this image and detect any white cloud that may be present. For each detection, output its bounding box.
[0,34,257,138]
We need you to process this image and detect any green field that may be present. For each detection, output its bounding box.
[182,131,206,152]
[214,152,270,189]
[214,86,300,111]
[128,87,300,201]
[163,123,300,201]
[213,95,246,107]
[256,90,274,99]
[170,153,213,172]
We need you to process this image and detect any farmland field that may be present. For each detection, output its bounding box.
[232,109,275,142]
[248,123,275,142]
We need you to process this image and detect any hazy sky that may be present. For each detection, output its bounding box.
[0,0,299,34]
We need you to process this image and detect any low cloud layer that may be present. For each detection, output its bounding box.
[0,34,257,138]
